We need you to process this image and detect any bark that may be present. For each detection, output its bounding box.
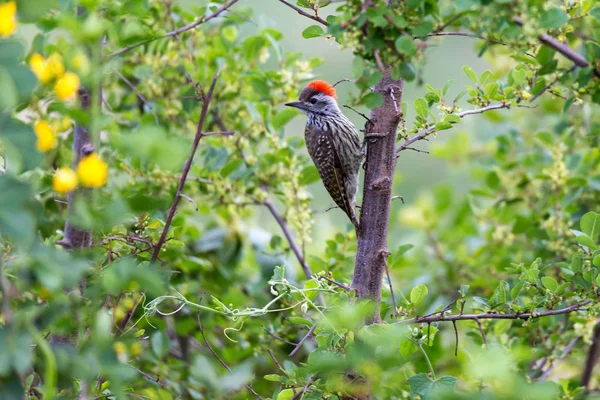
[351,75,403,323]
[56,90,93,250]
[582,322,600,391]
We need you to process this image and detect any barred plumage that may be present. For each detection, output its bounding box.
[286,81,363,230]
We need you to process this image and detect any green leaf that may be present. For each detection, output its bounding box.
[277,388,295,400]
[412,21,434,37]
[151,331,170,359]
[494,319,512,336]
[272,108,298,130]
[479,70,492,85]
[299,165,321,185]
[444,114,460,123]
[408,374,458,399]
[410,284,428,306]
[397,62,416,81]
[264,374,283,382]
[458,285,470,296]
[572,253,583,272]
[593,254,600,268]
[302,25,324,39]
[435,121,452,130]
[577,235,597,250]
[362,92,383,109]
[462,66,477,83]
[540,8,568,29]
[541,276,558,291]
[489,280,509,306]
[414,98,428,118]
[352,56,365,78]
[395,36,417,56]
[581,212,600,239]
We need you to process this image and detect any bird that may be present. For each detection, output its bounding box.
[285,80,363,231]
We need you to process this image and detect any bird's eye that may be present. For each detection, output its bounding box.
[309,98,318,104]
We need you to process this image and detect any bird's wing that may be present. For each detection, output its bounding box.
[305,125,358,227]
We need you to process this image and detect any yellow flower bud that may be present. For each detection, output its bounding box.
[47,53,65,78]
[0,1,17,37]
[54,72,80,101]
[77,152,108,188]
[53,168,78,194]
[29,53,52,84]
[113,341,127,355]
[34,120,56,152]
[521,91,532,100]
[130,342,143,357]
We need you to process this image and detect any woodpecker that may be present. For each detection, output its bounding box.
[286,80,363,230]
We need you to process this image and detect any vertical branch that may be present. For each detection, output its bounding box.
[582,322,600,391]
[57,7,94,251]
[151,69,223,263]
[351,76,403,324]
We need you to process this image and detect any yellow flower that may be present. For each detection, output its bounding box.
[521,91,532,100]
[53,168,78,194]
[0,1,17,37]
[47,53,65,78]
[34,120,56,152]
[29,53,52,84]
[54,72,81,100]
[77,152,108,188]
[54,72,80,101]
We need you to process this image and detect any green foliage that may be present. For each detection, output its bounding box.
[0,0,599,399]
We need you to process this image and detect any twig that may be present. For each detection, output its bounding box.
[263,196,312,280]
[267,349,288,376]
[475,319,488,347]
[452,321,458,356]
[582,321,600,391]
[289,323,318,357]
[513,17,598,76]
[263,327,298,346]
[276,0,328,26]
[384,263,398,319]
[179,193,198,212]
[538,336,580,381]
[343,105,372,123]
[529,66,577,103]
[203,131,234,137]
[432,13,466,34]
[291,377,315,400]
[108,0,240,59]
[118,294,143,333]
[333,78,353,88]
[197,313,264,399]
[151,68,223,263]
[128,364,166,388]
[403,147,429,154]
[113,69,159,124]
[396,103,511,154]
[319,275,351,291]
[404,299,591,324]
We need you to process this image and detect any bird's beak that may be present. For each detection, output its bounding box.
[285,101,305,110]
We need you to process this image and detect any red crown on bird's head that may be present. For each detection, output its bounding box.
[306,80,336,99]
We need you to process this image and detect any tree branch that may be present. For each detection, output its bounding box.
[151,68,225,263]
[263,196,312,280]
[396,103,510,154]
[352,76,404,324]
[582,320,600,391]
[513,17,599,76]
[276,0,328,26]
[404,300,591,324]
[107,0,240,59]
